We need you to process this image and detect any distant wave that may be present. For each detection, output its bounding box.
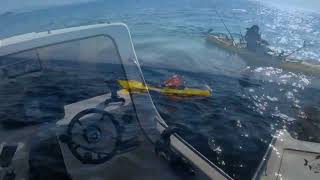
[0,11,14,17]
[232,8,247,13]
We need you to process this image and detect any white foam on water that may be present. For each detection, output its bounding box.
[232,9,248,13]
[266,96,278,102]
[285,91,294,99]
[278,37,288,44]
[272,112,296,122]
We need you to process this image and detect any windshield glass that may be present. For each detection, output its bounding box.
[0,36,123,122]
[0,35,159,178]
[0,1,320,180]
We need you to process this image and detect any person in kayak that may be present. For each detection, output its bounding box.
[245,25,269,53]
[163,74,184,88]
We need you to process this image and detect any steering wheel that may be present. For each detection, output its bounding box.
[65,108,121,164]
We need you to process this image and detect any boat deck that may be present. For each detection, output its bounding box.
[60,138,209,180]
[0,92,210,180]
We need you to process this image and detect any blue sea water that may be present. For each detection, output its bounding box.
[0,0,320,179]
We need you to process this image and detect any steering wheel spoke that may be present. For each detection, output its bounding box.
[65,108,121,164]
[74,119,83,126]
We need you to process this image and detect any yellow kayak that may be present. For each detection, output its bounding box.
[117,80,212,97]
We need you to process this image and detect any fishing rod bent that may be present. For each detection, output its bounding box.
[212,8,235,45]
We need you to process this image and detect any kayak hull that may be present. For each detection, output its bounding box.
[118,80,212,97]
[206,35,320,76]
[206,35,283,65]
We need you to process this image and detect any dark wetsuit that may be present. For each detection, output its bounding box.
[245,29,261,51]
[244,25,270,56]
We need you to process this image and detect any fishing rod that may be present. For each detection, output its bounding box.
[213,8,235,45]
[283,41,307,58]
[231,11,245,44]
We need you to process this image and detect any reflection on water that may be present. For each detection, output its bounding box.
[142,65,318,179]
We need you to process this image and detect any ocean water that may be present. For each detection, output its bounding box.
[0,0,320,179]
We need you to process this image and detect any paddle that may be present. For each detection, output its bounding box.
[283,41,307,58]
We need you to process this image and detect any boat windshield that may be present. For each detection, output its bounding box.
[0,33,173,179]
[0,36,132,122]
